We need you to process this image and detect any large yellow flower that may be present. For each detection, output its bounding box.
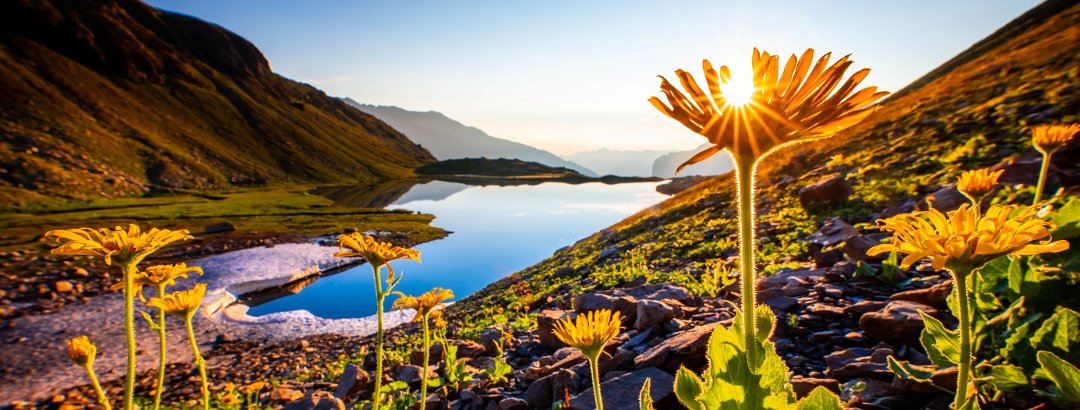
[552,309,623,360]
[45,224,193,265]
[111,263,204,300]
[1032,124,1079,155]
[392,287,454,322]
[956,168,1003,205]
[147,283,207,320]
[335,233,420,268]
[66,335,97,367]
[868,203,1068,273]
[650,48,888,170]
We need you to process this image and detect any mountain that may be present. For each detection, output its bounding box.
[344,101,598,177]
[0,0,434,203]
[651,143,735,177]
[563,148,670,177]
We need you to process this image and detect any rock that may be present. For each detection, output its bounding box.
[842,234,884,263]
[455,340,487,358]
[204,222,237,234]
[832,361,893,382]
[460,389,481,405]
[840,378,897,403]
[635,322,718,373]
[525,372,557,408]
[537,310,572,348]
[395,364,424,384]
[890,281,952,309]
[552,369,581,404]
[554,267,574,278]
[764,296,798,312]
[333,364,371,399]
[634,300,675,331]
[54,281,73,293]
[825,348,873,371]
[271,387,304,401]
[790,377,840,398]
[567,367,674,410]
[344,227,358,234]
[798,175,852,208]
[860,300,938,343]
[598,246,619,260]
[411,343,445,366]
[574,292,638,321]
[480,327,504,355]
[919,183,966,213]
[623,283,692,303]
[496,398,528,410]
[74,267,89,276]
[843,300,887,318]
[285,391,346,410]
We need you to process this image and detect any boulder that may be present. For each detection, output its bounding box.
[919,183,966,213]
[889,281,952,309]
[635,322,718,373]
[333,364,371,399]
[496,398,528,410]
[843,300,887,318]
[567,367,674,410]
[455,340,487,358]
[525,371,557,408]
[480,326,505,355]
[634,300,675,331]
[799,175,852,208]
[860,300,937,343]
[411,343,445,366]
[574,293,638,321]
[842,234,885,263]
[790,377,840,398]
[537,310,572,348]
[271,387,304,402]
[204,221,237,234]
[285,391,346,410]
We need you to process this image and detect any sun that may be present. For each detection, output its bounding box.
[720,75,756,107]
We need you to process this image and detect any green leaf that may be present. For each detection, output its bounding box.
[887,356,934,382]
[795,386,844,410]
[920,311,961,367]
[639,377,655,410]
[957,395,981,410]
[1008,256,1025,295]
[674,367,705,410]
[988,364,1028,391]
[755,304,776,344]
[139,310,160,331]
[1050,199,1080,240]
[853,261,878,278]
[978,257,1011,294]
[1031,308,1080,364]
[1037,350,1080,405]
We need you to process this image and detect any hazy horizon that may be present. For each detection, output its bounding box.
[145,0,1040,156]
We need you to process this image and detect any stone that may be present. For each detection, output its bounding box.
[840,378,897,403]
[790,377,840,398]
[843,300,887,318]
[395,364,425,384]
[842,234,884,263]
[764,296,798,312]
[890,281,952,309]
[825,348,872,371]
[537,310,572,348]
[411,343,445,366]
[832,361,893,382]
[285,391,345,410]
[480,327,504,356]
[919,183,966,213]
[496,398,528,410]
[333,364,371,399]
[455,340,487,358]
[54,281,73,293]
[799,175,852,208]
[634,300,675,331]
[271,387,304,401]
[204,222,237,234]
[574,292,638,321]
[567,367,674,410]
[860,300,937,343]
[525,372,557,408]
[623,283,692,303]
[635,322,718,373]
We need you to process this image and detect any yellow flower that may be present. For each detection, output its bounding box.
[111,263,204,300]
[147,283,208,320]
[552,309,623,359]
[45,224,193,265]
[220,394,240,405]
[434,317,448,330]
[392,288,454,322]
[868,203,1069,273]
[650,48,888,170]
[1032,124,1080,155]
[334,233,420,273]
[66,335,96,367]
[244,381,266,394]
[956,168,1004,204]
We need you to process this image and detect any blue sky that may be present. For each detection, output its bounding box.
[145,0,1040,155]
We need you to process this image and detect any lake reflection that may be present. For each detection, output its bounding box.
[245,180,667,319]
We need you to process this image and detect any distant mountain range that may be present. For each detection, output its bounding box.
[563,148,670,177]
[652,144,734,178]
[344,101,597,177]
[0,0,434,202]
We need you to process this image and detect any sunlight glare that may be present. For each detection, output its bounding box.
[720,74,756,107]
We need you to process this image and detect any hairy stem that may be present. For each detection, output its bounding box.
[420,317,430,410]
[1034,151,1052,205]
[955,271,972,408]
[84,363,112,410]
[589,354,604,410]
[121,261,138,410]
[153,283,167,410]
[373,264,386,410]
[734,154,759,363]
[185,317,209,410]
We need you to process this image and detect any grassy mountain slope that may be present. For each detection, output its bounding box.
[344,100,599,177]
[0,0,434,207]
[448,0,1080,331]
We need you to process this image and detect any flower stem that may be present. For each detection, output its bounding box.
[185,317,209,410]
[734,154,759,363]
[121,261,138,410]
[373,264,386,410]
[954,271,973,408]
[420,317,430,410]
[84,363,112,410]
[588,354,604,410]
[153,283,167,410]
[1034,151,1052,205]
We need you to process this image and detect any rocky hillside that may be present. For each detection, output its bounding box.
[0,0,435,206]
